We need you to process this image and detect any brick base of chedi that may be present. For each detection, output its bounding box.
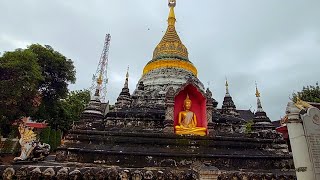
[52,80,295,179]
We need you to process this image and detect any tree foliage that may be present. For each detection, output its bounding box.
[0,44,80,133]
[0,49,43,120]
[46,90,90,132]
[292,83,320,103]
[30,44,76,121]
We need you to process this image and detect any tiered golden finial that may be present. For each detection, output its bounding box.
[255,82,260,97]
[168,0,176,26]
[142,0,198,77]
[255,82,264,112]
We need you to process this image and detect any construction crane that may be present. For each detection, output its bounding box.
[90,34,111,102]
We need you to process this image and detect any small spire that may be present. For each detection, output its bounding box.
[126,65,129,78]
[168,0,176,26]
[225,78,230,96]
[255,82,260,97]
[124,66,129,89]
[253,83,272,126]
[255,82,264,113]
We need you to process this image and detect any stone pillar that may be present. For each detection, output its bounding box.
[286,102,315,180]
[206,88,214,135]
[164,87,175,133]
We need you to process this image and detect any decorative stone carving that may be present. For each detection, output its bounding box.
[132,170,143,180]
[96,169,107,180]
[57,168,69,180]
[120,169,130,180]
[231,173,240,180]
[166,171,176,180]
[164,87,175,133]
[157,170,165,180]
[55,150,67,162]
[15,167,28,180]
[206,88,214,125]
[144,170,154,180]
[238,173,248,180]
[138,81,144,90]
[2,168,15,180]
[108,167,119,180]
[83,169,95,180]
[165,87,175,121]
[30,167,42,180]
[69,169,82,180]
[42,168,55,180]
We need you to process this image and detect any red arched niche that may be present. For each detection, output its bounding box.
[174,84,207,131]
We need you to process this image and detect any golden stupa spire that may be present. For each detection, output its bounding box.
[168,0,176,26]
[142,0,198,77]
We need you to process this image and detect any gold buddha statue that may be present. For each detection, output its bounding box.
[175,94,207,136]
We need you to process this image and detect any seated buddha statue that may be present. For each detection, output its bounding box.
[175,94,207,136]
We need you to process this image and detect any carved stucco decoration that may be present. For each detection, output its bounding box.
[69,169,82,180]
[30,167,42,180]
[57,168,69,180]
[2,168,15,180]
[43,168,55,180]
[119,169,130,180]
[132,170,143,180]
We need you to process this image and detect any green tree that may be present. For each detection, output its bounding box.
[0,49,43,119]
[28,44,76,128]
[0,49,43,136]
[54,89,90,132]
[0,44,80,134]
[292,83,320,103]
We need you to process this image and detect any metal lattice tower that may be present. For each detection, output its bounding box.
[90,34,111,102]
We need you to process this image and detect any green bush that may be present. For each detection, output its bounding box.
[56,129,62,148]
[49,129,57,151]
[245,120,254,134]
[39,127,51,144]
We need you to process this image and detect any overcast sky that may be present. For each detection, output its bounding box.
[1,0,319,121]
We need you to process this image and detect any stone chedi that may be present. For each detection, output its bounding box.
[49,1,295,179]
[131,0,204,109]
[221,80,240,116]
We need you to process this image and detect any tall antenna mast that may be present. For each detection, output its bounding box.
[90,34,111,102]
